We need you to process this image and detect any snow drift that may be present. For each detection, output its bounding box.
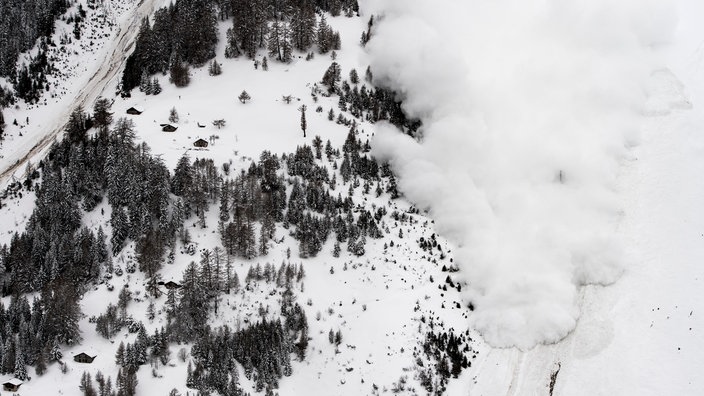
[365,0,675,349]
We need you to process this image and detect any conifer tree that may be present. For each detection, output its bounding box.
[208,59,222,76]
[299,104,307,137]
[238,90,251,103]
[169,55,191,87]
[49,341,62,362]
[349,68,359,84]
[317,15,331,54]
[117,367,138,396]
[169,107,179,123]
[152,78,162,95]
[0,109,5,140]
[80,371,97,396]
[139,70,150,93]
[93,97,113,133]
[14,354,27,381]
[42,282,82,345]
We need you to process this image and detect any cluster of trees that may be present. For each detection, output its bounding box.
[419,327,472,395]
[122,0,357,93]
[187,291,308,396]
[244,261,304,286]
[138,72,162,95]
[78,370,130,396]
[113,326,170,374]
[198,126,385,261]
[1,97,392,292]
[0,0,70,77]
[0,158,107,295]
[94,286,139,339]
[95,257,306,395]
[417,233,446,261]
[0,287,81,379]
[227,3,342,61]
[321,63,422,135]
[0,84,15,108]
[66,3,87,40]
[121,0,218,93]
[188,320,292,395]
[13,42,53,103]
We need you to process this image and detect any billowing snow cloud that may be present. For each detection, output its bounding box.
[364,0,675,349]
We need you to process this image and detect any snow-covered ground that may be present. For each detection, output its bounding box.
[107,16,369,171]
[0,6,471,396]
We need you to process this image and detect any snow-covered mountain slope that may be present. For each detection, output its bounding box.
[0,4,474,396]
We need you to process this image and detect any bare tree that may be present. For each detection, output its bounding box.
[213,119,226,129]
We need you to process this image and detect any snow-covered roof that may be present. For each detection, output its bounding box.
[3,378,23,385]
[74,349,98,358]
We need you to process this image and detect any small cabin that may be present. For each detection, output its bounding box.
[164,281,181,290]
[193,138,209,148]
[3,378,23,392]
[197,122,206,128]
[73,352,97,363]
[126,107,143,115]
[161,124,178,132]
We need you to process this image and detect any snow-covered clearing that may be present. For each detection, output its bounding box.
[109,16,371,170]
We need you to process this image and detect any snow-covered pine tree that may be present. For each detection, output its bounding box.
[208,59,222,76]
[169,107,179,123]
[152,77,162,95]
[139,70,150,93]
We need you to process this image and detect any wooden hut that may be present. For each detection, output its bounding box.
[3,378,23,392]
[73,352,97,363]
[161,124,178,132]
[194,138,209,148]
[126,107,143,115]
[164,281,181,290]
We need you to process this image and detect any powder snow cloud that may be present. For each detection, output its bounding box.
[363,0,675,349]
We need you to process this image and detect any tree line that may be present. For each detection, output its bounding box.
[121,0,219,93]
[122,0,354,94]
